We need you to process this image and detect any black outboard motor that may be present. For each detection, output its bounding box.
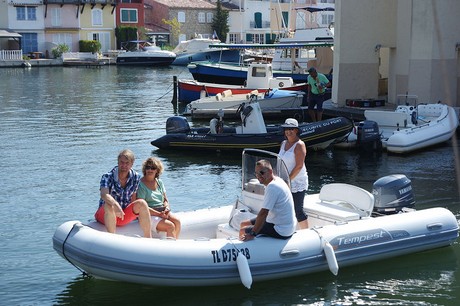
[357,120,382,152]
[372,174,415,215]
[165,116,190,134]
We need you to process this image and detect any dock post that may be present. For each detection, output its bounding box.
[172,76,178,105]
[172,76,178,114]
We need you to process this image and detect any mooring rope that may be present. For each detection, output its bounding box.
[61,223,91,278]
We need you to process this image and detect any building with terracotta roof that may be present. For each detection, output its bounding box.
[145,0,218,47]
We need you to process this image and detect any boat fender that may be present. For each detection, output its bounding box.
[237,252,252,289]
[323,240,339,276]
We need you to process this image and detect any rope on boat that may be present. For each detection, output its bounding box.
[62,222,91,278]
[156,68,189,103]
[155,85,174,102]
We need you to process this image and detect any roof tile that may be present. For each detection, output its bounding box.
[152,0,216,9]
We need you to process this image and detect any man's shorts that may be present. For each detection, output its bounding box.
[95,202,138,226]
[244,218,291,239]
[308,93,326,111]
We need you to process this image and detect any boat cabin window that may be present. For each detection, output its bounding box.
[251,66,267,77]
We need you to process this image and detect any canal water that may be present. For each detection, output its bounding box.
[0,65,459,305]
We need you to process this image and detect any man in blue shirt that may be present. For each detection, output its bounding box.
[94,149,152,237]
[306,67,331,122]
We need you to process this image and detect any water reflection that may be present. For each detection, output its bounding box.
[54,246,458,306]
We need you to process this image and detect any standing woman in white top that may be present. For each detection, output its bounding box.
[278,118,309,229]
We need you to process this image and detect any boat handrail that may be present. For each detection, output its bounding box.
[396,94,418,106]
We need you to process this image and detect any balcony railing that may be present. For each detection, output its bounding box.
[249,21,271,29]
[0,50,23,60]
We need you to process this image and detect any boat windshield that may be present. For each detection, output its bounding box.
[241,149,290,190]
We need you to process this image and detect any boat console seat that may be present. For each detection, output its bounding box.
[305,183,375,223]
[243,179,265,195]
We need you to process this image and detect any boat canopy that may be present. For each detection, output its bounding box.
[209,41,333,50]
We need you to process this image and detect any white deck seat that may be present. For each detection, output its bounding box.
[305,201,362,222]
[319,183,375,217]
[417,104,444,118]
[216,223,239,238]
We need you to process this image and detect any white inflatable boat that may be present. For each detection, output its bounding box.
[53,149,458,288]
[336,96,459,154]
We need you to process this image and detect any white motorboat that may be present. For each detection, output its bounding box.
[53,149,458,288]
[336,96,459,154]
[172,35,240,66]
[116,40,176,66]
[188,25,334,85]
[184,88,304,119]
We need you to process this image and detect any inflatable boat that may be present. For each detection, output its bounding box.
[53,149,458,288]
[336,96,459,154]
[151,101,352,152]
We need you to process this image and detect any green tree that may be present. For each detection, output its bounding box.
[163,18,181,46]
[51,43,70,58]
[115,26,138,49]
[212,0,229,42]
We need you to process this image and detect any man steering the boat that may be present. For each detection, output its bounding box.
[94,149,152,238]
[239,160,297,241]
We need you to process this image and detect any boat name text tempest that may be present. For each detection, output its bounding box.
[332,229,392,249]
[211,247,250,263]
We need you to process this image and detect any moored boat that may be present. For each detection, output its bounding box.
[172,36,240,66]
[336,96,459,154]
[178,62,307,103]
[188,27,334,86]
[52,149,459,288]
[116,40,176,66]
[151,100,352,152]
[184,88,303,119]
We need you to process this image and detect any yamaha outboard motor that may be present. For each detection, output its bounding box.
[357,120,382,152]
[165,116,190,134]
[372,174,415,215]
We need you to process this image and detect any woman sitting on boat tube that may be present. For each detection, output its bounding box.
[137,157,181,239]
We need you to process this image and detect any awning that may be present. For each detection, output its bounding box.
[209,41,333,50]
[0,30,22,38]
